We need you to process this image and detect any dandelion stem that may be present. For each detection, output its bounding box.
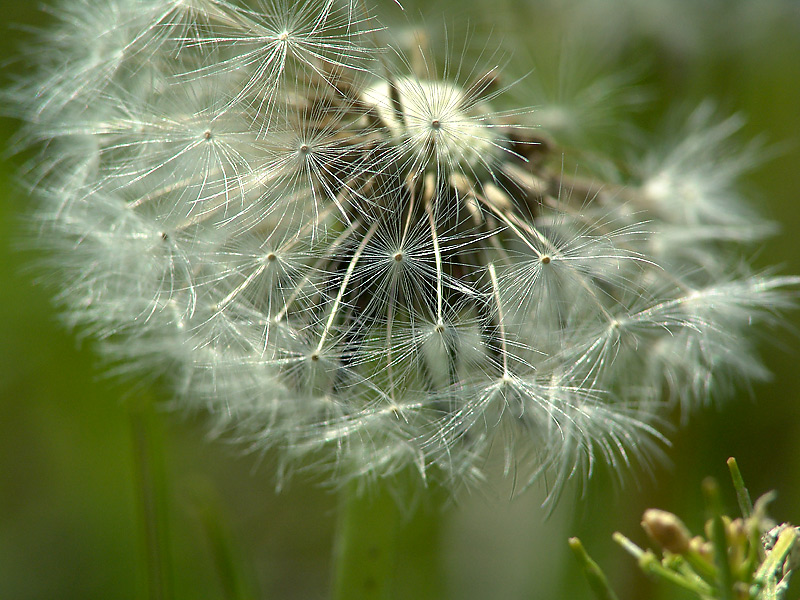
[332,480,401,600]
[332,476,446,600]
[130,395,174,600]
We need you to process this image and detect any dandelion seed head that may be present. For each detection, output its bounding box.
[8,0,798,503]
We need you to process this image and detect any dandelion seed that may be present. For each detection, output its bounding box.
[8,0,798,502]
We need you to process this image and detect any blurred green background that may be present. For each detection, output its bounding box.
[1,1,799,599]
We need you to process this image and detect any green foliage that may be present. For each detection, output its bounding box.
[574,459,799,600]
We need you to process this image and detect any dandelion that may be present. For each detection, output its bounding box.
[6,0,797,511]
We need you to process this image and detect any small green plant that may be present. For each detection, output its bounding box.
[570,458,799,600]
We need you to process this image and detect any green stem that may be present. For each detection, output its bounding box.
[568,537,621,600]
[130,396,174,600]
[332,479,402,600]
[393,487,447,600]
[753,527,797,590]
[613,533,716,598]
[332,474,446,600]
[703,478,734,600]
[726,457,753,519]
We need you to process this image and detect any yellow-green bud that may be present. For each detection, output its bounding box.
[642,508,692,555]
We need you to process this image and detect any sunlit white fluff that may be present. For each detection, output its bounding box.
[10,0,798,503]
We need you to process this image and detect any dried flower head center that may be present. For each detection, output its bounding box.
[361,77,496,169]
